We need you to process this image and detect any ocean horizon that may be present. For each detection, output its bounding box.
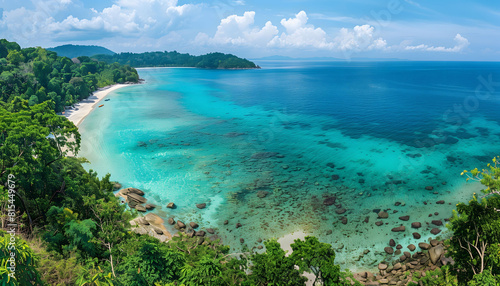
[79,60,500,271]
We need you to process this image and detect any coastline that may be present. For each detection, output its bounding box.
[64,84,132,127]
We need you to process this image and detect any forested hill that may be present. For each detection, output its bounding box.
[92,51,259,69]
[47,44,115,59]
[0,39,138,113]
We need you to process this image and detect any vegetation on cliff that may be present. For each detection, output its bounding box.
[92,51,259,69]
[0,39,138,113]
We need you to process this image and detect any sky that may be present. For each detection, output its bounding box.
[1,0,499,60]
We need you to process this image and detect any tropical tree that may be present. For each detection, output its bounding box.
[0,232,43,285]
[248,239,306,286]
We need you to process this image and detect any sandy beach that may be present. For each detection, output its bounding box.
[64,84,131,127]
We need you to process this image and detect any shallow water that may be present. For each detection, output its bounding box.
[79,61,500,270]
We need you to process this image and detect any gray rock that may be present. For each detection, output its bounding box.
[375,221,383,226]
[177,221,186,228]
[196,203,207,209]
[413,232,421,239]
[389,239,396,247]
[207,228,215,234]
[145,204,156,210]
[127,193,147,204]
[167,217,175,225]
[236,223,242,228]
[429,244,445,265]
[135,204,147,212]
[408,244,416,251]
[411,222,422,228]
[166,202,175,208]
[189,222,199,229]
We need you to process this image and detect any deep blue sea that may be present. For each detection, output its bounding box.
[79,61,500,270]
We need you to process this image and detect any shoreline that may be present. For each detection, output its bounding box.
[64,84,132,127]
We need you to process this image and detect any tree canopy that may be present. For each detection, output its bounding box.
[92,51,258,69]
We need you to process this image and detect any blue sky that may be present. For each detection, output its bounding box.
[1,0,499,60]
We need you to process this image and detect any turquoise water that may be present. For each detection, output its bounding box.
[79,61,500,270]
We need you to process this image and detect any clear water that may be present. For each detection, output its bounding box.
[79,61,500,270]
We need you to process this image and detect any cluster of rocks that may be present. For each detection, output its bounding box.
[354,239,453,285]
[130,213,172,242]
[117,187,156,212]
[166,216,221,244]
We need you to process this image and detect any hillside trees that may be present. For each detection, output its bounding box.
[0,39,139,113]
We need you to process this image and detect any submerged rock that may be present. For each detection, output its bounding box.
[196,203,207,209]
[166,202,175,209]
[135,205,147,212]
[251,152,278,159]
[189,222,199,229]
[323,196,336,206]
[391,225,405,232]
[411,222,422,228]
[378,211,389,219]
[432,220,443,226]
[399,215,410,221]
[335,208,347,214]
[384,247,394,254]
[257,191,269,198]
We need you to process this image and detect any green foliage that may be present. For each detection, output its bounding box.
[248,239,307,286]
[289,236,361,286]
[93,51,258,69]
[168,233,247,286]
[447,191,500,281]
[76,262,115,286]
[0,232,43,286]
[408,266,458,286]
[35,248,80,286]
[116,238,184,285]
[0,39,138,113]
[47,44,115,59]
[462,156,500,197]
[468,270,500,286]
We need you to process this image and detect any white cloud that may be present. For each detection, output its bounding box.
[333,24,387,51]
[404,34,469,52]
[196,11,278,46]
[268,11,334,49]
[0,0,198,43]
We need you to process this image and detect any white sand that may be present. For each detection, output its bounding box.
[64,84,130,127]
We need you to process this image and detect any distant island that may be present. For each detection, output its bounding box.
[92,51,259,69]
[48,44,115,59]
